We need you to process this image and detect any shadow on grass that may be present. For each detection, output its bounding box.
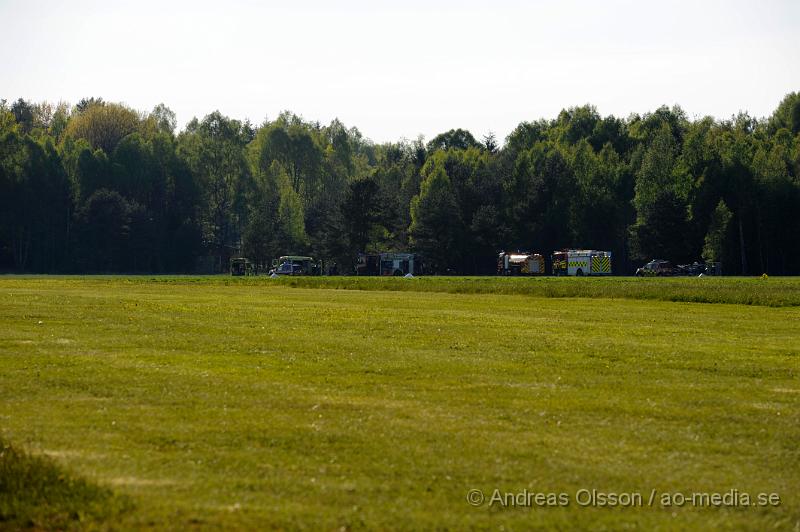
[0,439,131,530]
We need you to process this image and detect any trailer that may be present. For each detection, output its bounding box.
[551,249,612,276]
[497,251,545,275]
[356,253,418,276]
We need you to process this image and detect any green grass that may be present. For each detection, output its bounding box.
[0,277,798,530]
[266,275,800,306]
[10,274,799,307]
[0,438,130,530]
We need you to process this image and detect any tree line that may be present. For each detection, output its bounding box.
[1,93,799,275]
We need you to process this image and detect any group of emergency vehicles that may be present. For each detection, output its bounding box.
[231,249,614,276]
[498,249,612,276]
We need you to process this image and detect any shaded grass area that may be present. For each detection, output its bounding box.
[0,438,130,530]
[0,278,798,529]
[6,275,799,307]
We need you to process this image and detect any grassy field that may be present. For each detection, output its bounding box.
[63,274,800,307]
[1,276,798,530]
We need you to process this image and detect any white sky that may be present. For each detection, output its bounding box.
[1,0,798,144]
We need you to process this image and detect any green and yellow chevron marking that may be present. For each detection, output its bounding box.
[592,256,611,273]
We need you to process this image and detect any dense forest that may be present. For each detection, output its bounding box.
[1,93,799,275]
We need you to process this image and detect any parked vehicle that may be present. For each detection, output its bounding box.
[703,262,722,275]
[635,259,676,277]
[676,261,706,276]
[269,256,321,276]
[356,253,418,276]
[637,260,723,277]
[230,257,254,276]
[497,251,545,275]
[552,249,612,276]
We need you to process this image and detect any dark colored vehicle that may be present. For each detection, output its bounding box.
[230,257,254,276]
[635,259,676,277]
[637,259,722,277]
[677,262,706,276]
[676,261,723,276]
[269,256,321,276]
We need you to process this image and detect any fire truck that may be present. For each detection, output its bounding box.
[497,251,545,275]
[551,249,612,276]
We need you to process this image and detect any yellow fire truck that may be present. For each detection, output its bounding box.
[551,249,612,276]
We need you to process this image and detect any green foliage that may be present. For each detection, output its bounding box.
[630,191,693,261]
[409,161,463,272]
[556,104,600,145]
[49,101,71,142]
[63,102,143,154]
[150,103,177,135]
[75,188,133,271]
[257,118,323,201]
[243,162,309,263]
[1,93,800,274]
[0,133,72,271]
[769,91,800,135]
[426,128,480,153]
[277,173,308,250]
[178,111,253,267]
[506,143,578,257]
[570,140,621,250]
[10,98,35,134]
[340,177,383,255]
[702,200,732,262]
[630,124,693,261]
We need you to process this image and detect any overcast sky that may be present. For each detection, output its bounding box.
[1,0,798,143]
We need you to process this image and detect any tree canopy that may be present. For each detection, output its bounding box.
[1,95,799,274]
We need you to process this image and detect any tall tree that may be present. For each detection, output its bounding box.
[64,102,143,155]
[409,162,463,273]
[178,111,252,270]
[702,200,732,264]
[630,124,693,261]
[426,128,480,154]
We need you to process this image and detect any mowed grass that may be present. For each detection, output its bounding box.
[40,274,800,307]
[0,437,131,530]
[0,277,798,530]
[270,275,800,307]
